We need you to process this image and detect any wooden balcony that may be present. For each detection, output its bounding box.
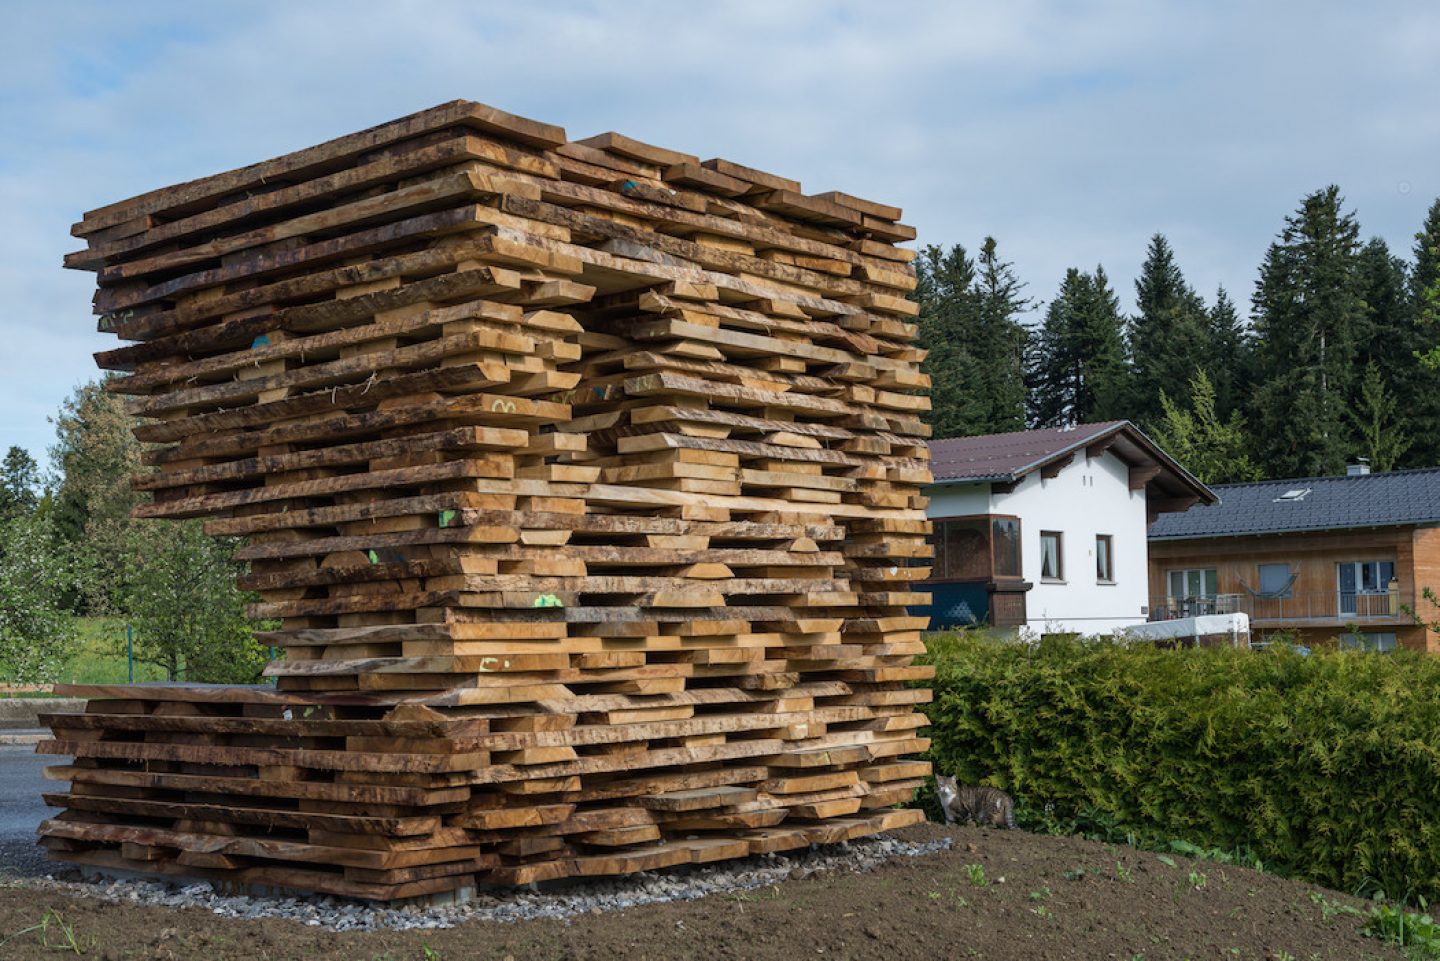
[1149,590,1414,629]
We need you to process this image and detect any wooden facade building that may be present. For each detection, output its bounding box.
[1147,465,1440,651]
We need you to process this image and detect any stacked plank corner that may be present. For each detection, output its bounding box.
[37,100,935,902]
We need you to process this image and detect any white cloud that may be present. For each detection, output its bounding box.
[1,0,1436,465]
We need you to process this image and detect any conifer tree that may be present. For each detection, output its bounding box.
[1416,198,1440,308]
[914,240,1030,437]
[1410,200,1440,464]
[1128,235,1209,428]
[0,447,40,520]
[1415,199,1440,326]
[914,244,985,438]
[1027,267,1130,427]
[1150,370,1262,484]
[1204,287,1249,420]
[1348,361,1410,472]
[1353,237,1424,467]
[972,237,1032,433]
[1356,237,1410,347]
[1249,187,1365,478]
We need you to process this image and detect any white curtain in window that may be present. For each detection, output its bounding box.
[1041,535,1059,578]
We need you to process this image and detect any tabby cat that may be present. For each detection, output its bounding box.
[935,775,1016,829]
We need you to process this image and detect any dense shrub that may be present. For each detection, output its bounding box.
[922,630,1440,900]
[0,511,78,682]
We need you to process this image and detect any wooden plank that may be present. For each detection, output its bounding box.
[75,100,565,236]
[49,99,934,900]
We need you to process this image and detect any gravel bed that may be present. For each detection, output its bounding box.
[3,834,951,931]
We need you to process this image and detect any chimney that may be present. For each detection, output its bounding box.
[1347,458,1371,477]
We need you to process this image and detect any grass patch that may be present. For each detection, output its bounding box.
[61,617,169,684]
[1,617,169,688]
[0,909,90,954]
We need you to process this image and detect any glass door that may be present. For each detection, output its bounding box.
[1168,568,1217,599]
[1338,563,1355,615]
[1338,561,1395,616]
[1167,568,1217,616]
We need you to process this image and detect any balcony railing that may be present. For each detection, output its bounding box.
[1149,591,1413,625]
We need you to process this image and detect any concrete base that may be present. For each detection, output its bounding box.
[0,731,45,745]
[0,699,86,731]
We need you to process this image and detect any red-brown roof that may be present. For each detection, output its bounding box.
[929,421,1125,481]
[927,421,1217,506]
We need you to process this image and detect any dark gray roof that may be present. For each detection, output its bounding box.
[1148,468,1440,540]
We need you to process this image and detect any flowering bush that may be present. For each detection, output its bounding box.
[0,513,78,682]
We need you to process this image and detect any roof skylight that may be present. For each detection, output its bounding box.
[1274,488,1312,502]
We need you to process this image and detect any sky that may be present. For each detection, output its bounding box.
[1,0,1436,470]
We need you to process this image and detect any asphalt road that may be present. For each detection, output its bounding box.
[0,743,61,878]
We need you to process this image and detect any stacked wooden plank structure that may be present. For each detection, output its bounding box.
[37,100,935,902]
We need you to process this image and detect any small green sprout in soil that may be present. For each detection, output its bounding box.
[1362,897,1440,958]
[1,909,88,955]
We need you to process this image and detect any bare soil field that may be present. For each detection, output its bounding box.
[0,823,1405,961]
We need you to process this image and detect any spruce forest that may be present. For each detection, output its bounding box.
[916,187,1440,485]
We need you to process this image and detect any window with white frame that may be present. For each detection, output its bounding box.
[1339,632,1397,653]
[1167,568,1217,599]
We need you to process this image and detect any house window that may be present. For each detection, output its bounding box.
[992,518,1022,578]
[929,518,989,580]
[1168,568,1217,599]
[1337,560,1395,594]
[1258,563,1294,598]
[924,516,1024,582]
[1040,531,1063,581]
[1338,560,1396,616]
[1339,632,1397,653]
[1096,535,1114,582]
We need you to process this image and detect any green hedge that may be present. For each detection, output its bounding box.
[922,631,1440,900]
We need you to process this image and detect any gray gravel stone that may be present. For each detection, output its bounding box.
[2,833,950,932]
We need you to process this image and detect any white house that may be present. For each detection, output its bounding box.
[918,421,1216,637]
